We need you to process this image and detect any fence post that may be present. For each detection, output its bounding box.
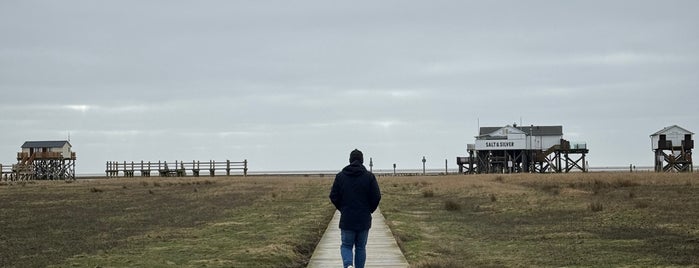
[226,160,230,176]
[244,159,248,177]
[210,160,214,176]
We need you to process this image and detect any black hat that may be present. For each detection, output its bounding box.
[349,149,363,164]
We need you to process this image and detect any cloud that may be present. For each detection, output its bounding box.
[63,105,93,113]
[566,52,690,66]
[342,89,424,100]
[0,1,698,173]
[75,130,146,137]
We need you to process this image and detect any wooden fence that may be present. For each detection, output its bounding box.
[105,160,247,178]
[1,163,13,180]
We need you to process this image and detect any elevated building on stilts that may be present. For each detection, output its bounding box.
[650,125,693,172]
[13,140,76,180]
[457,124,588,174]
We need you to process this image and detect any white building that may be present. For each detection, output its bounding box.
[650,125,693,150]
[650,125,693,172]
[476,125,563,151]
[460,124,588,174]
[20,140,74,159]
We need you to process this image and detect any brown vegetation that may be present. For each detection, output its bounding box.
[379,172,699,267]
[2,172,697,267]
[0,176,334,267]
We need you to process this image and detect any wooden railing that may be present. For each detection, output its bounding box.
[1,163,12,178]
[105,160,247,178]
[1,163,35,181]
[17,152,76,160]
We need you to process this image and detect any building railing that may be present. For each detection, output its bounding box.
[570,142,587,150]
[17,152,76,160]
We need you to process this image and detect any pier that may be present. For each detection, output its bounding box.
[105,160,247,177]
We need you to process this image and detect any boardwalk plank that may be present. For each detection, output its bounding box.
[307,208,408,268]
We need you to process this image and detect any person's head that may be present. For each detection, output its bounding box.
[349,149,363,164]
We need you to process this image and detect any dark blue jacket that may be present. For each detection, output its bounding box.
[329,161,381,231]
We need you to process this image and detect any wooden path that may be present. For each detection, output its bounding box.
[105,160,247,177]
[307,208,409,268]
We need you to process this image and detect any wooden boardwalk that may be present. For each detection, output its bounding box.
[307,208,409,268]
[105,160,247,177]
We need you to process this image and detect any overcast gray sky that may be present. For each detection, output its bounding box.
[1,1,698,174]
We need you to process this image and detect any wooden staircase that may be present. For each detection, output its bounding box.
[12,153,35,180]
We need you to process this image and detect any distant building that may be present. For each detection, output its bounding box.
[21,140,74,159]
[650,125,693,172]
[476,125,563,151]
[458,124,588,174]
[15,140,76,180]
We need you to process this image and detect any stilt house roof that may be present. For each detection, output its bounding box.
[479,125,562,137]
[21,140,72,149]
[650,125,694,136]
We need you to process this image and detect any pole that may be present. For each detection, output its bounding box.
[244,159,248,177]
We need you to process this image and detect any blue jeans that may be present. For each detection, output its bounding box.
[340,229,369,268]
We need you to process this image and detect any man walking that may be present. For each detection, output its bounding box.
[330,149,381,268]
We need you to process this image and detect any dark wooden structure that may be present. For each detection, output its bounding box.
[106,160,248,177]
[530,139,589,173]
[0,164,13,180]
[456,144,476,174]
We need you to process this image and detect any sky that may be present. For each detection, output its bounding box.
[1,1,698,174]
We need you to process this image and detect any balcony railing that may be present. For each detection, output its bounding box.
[17,151,76,160]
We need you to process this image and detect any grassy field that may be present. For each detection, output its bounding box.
[378,172,699,267]
[0,176,334,268]
[1,173,698,267]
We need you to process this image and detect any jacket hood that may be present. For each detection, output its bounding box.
[342,160,367,176]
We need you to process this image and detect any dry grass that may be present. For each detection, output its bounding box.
[0,176,334,267]
[4,172,697,267]
[379,172,699,267]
